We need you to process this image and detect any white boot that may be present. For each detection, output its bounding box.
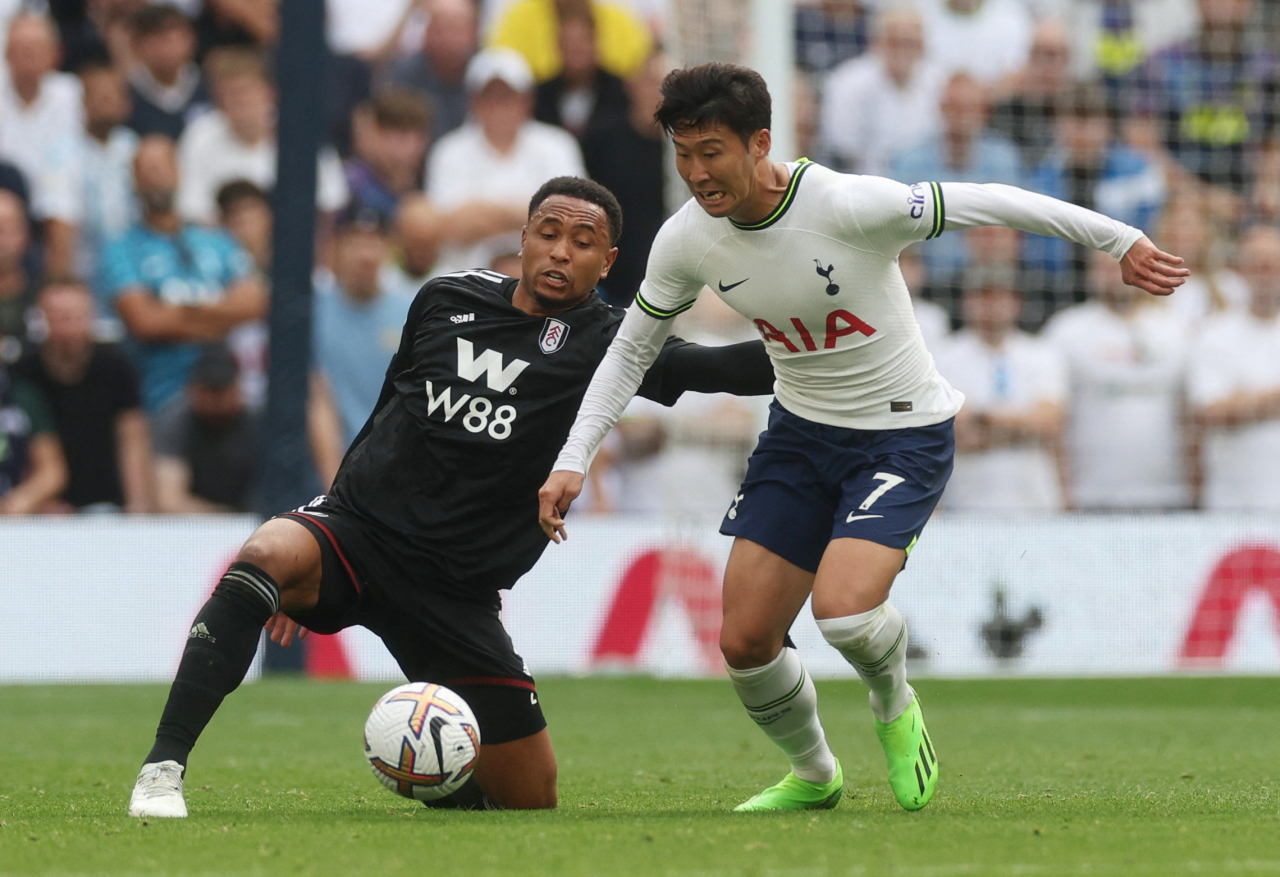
[128,761,188,818]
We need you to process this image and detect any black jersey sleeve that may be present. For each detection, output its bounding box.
[635,337,774,407]
[342,285,434,456]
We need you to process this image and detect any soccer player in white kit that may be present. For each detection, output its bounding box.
[538,64,1187,812]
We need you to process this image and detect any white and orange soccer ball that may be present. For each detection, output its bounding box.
[363,682,481,801]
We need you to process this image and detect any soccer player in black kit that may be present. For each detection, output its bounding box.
[127,177,774,817]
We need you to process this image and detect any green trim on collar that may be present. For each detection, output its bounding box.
[729,158,814,231]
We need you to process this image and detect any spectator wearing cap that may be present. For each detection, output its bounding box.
[15,281,152,512]
[0,13,86,280]
[309,206,415,486]
[382,0,478,140]
[532,8,629,140]
[934,264,1068,511]
[176,47,348,225]
[1024,82,1166,314]
[102,135,266,414]
[1044,249,1191,510]
[346,87,433,224]
[490,0,651,84]
[0,360,67,514]
[426,47,584,275]
[73,59,140,303]
[152,341,260,513]
[125,5,212,141]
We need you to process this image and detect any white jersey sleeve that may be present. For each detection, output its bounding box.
[553,214,704,474]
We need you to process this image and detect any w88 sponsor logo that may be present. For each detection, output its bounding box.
[424,381,517,440]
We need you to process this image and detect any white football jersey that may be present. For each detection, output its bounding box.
[635,160,963,430]
[555,161,1143,474]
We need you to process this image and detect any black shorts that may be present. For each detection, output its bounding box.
[278,497,546,745]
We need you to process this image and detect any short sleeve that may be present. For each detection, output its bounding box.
[9,379,55,435]
[842,175,946,258]
[632,213,704,321]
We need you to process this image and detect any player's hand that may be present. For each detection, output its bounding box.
[1120,236,1189,296]
[538,470,585,543]
[264,612,309,648]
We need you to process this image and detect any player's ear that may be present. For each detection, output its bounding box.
[752,128,771,160]
[598,246,618,280]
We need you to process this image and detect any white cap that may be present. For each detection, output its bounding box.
[464,47,535,94]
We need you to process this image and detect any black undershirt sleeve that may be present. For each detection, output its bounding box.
[637,337,774,407]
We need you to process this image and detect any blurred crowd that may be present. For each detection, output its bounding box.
[0,0,1277,518]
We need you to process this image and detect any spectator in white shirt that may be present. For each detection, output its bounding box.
[0,12,84,279]
[935,264,1068,511]
[1045,249,1192,510]
[916,0,1035,87]
[176,47,348,226]
[426,47,584,274]
[75,59,138,303]
[819,5,943,176]
[1188,226,1280,510]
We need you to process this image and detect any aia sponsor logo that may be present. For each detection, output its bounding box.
[753,309,876,352]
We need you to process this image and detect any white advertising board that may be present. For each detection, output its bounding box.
[2,515,1279,683]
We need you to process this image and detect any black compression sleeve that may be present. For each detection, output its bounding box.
[639,339,774,407]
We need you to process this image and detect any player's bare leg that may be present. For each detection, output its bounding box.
[812,537,938,810]
[472,729,558,810]
[129,518,322,818]
[720,538,843,811]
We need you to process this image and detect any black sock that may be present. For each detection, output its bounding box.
[145,562,281,767]
[421,777,493,811]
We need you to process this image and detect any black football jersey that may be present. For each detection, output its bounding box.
[328,270,769,597]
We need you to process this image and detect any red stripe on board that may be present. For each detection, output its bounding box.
[305,632,353,679]
[1180,544,1280,664]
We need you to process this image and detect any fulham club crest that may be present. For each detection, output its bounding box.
[539,318,569,354]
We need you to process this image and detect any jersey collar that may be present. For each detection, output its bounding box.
[728,158,813,232]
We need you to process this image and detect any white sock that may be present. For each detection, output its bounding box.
[726,647,837,783]
[817,603,914,724]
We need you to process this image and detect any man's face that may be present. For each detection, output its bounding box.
[133,140,179,213]
[1059,112,1110,164]
[134,24,194,81]
[217,73,274,140]
[962,286,1020,335]
[519,194,616,311]
[558,18,597,83]
[1027,26,1070,91]
[39,286,95,352]
[82,67,131,131]
[672,122,765,219]
[334,228,388,298]
[472,79,532,141]
[0,193,29,265]
[367,123,430,180]
[880,18,923,81]
[941,77,987,138]
[6,18,57,87]
[1238,232,1280,315]
[424,0,478,73]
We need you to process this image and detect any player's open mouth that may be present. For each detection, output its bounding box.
[542,270,569,290]
[697,191,728,206]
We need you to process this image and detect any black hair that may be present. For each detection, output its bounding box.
[131,4,192,38]
[216,179,270,216]
[654,63,771,146]
[527,176,623,246]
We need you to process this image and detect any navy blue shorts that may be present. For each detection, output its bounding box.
[720,401,955,574]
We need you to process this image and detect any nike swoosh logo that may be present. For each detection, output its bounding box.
[845,513,885,523]
[718,278,749,292]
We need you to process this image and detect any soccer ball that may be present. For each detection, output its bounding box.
[363,682,481,801]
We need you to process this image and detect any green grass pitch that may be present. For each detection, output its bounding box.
[2,676,1278,876]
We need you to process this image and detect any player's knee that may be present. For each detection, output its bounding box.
[720,627,783,670]
[236,522,320,603]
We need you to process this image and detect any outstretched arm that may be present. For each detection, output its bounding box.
[941,182,1188,295]
[538,307,675,541]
